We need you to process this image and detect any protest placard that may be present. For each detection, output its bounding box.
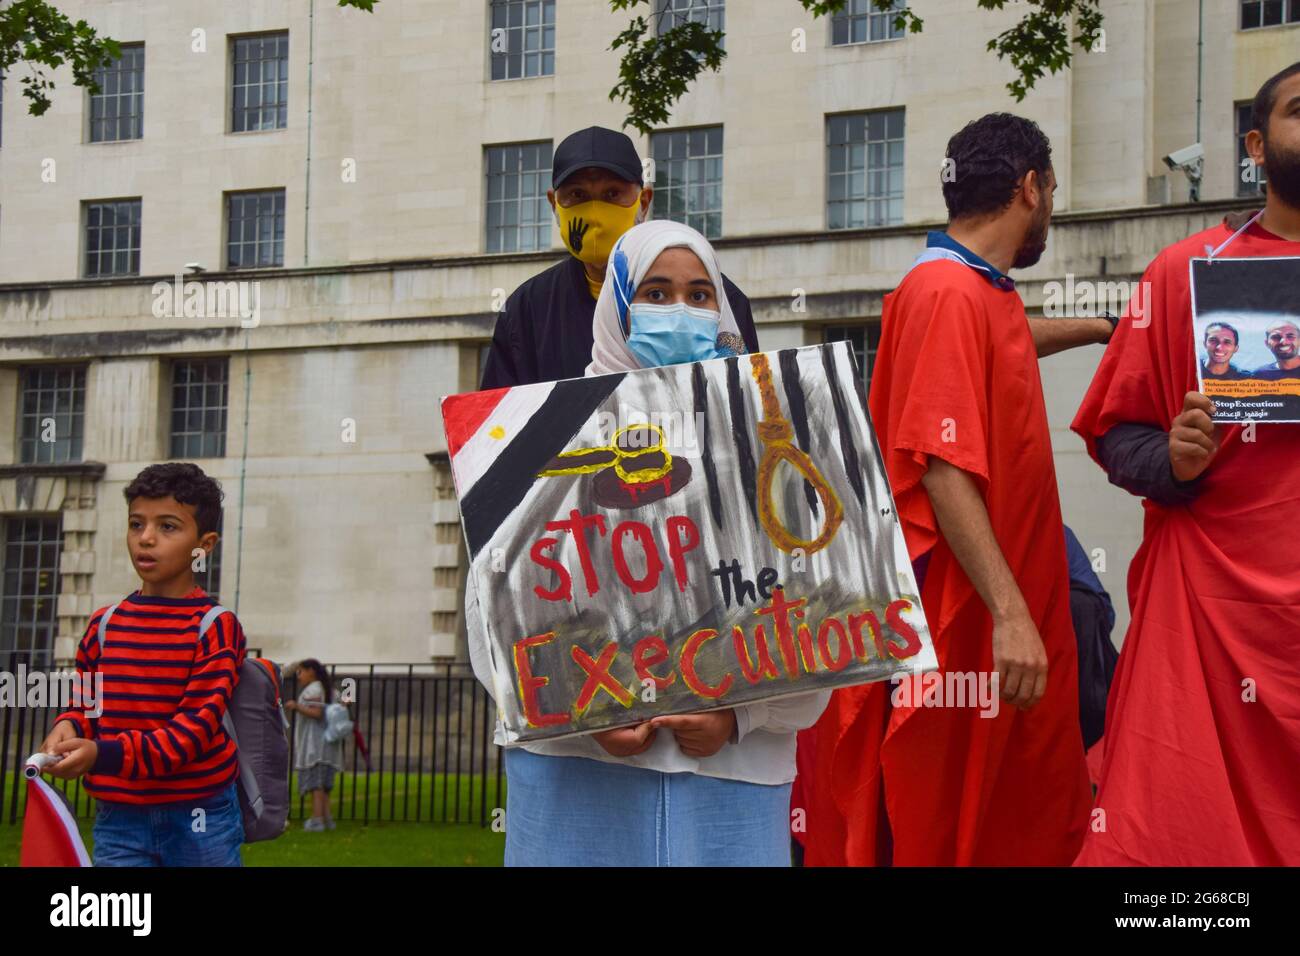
[1190,257,1300,423]
[441,342,936,743]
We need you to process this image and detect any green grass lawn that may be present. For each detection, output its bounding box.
[0,772,506,867]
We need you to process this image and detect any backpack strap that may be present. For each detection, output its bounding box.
[200,605,267,822]
[96,603,121,653]
[198,604,228,643]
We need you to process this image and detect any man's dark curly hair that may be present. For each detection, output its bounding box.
[1252,61,1300,139]
[123,463,224,536]
[942,113,1053,221]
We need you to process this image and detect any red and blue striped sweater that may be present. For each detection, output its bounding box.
[54,587,247,805]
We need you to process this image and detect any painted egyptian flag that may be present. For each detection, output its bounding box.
[444,376,626,558]
[21,764,91,867]
[441,343,936,745]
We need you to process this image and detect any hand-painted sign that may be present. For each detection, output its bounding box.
[442,342,937,743]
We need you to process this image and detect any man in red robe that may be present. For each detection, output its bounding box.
[804,114,1105,865]
[1072,62,1300,866]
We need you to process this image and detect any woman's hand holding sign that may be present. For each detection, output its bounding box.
[593,722,658,757]
[650,710,736,759]
[593,710,737,759]
[1169,391,1222,482]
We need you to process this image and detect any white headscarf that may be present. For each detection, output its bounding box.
[586,220,745,375]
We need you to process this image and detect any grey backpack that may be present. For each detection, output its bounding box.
[98,603,290,843]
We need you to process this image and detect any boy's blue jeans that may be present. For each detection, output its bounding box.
[92,781,244,867]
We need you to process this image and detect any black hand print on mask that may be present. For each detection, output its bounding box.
[568,217,590,254]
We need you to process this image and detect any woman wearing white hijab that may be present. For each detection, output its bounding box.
[496,220,830,867]
[587,219,747,375]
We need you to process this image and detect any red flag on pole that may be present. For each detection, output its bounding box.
[21,757,91,867]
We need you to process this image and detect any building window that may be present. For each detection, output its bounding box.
[1240,0,1300,28]
[0,516,63,670]
[89,43,144,143]
[656,0,725,49]
[824,324,880,390]
[832,0,907,45]
[1236,102,1268,198]
[196,515,223,601]
[231,33,288,132]
[83,198,142,277]
[827,109,904,229]
[485,142,553,253]
[19,366,86,465]
[226,189,285,268]
[651,126,723,239]
[489,0,555,80]
[171,359,229,459]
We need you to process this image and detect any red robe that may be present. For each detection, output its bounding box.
[1072,220,1300,866]
[805,259,1091,866]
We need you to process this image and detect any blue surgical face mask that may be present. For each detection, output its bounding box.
[625,302,724,368]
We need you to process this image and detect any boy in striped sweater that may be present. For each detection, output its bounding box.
[39,462,248,866]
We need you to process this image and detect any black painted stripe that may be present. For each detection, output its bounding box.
[461,374,626,557]
[692,363,725,531]
[725,357,759,523]
[778,347,819,516]
[821,343,866,507]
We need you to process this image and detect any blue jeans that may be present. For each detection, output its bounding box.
[92,782,244,867]
[504,748,793,866]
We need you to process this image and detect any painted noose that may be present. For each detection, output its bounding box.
[749,354,844,554]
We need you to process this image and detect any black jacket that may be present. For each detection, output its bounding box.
[480,256,761,389]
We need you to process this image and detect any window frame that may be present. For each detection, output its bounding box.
[87,42,145,144]
[830,0,908,47]
[170,357,230,460]
[825,108,906,230]
[650,125,725,239]
[224,188,287,270]
[0,515,64,671]
[483,140,554,253]
[1239,0,1300,29]
[488,0,557,82]
[17,365,87,465]
[229,31,290,133]
[81,197,143,278]
[653,0,726,53]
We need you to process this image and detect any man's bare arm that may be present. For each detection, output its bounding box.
[1028,317,1112,358]
[920,457,1048,708]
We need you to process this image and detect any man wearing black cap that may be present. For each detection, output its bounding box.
[480,126,760,388]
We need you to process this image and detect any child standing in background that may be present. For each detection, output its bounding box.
[285,659,343,832]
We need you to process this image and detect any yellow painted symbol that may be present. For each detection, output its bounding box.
[538,423,673,485]
[489,425,506,440]
[750,353,844,555]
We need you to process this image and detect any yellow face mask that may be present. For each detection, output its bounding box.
[555,194,643,266]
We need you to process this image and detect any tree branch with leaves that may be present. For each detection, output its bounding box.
[606,0,1104,134]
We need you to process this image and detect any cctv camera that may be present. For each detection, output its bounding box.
[1163,143,1205,170]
